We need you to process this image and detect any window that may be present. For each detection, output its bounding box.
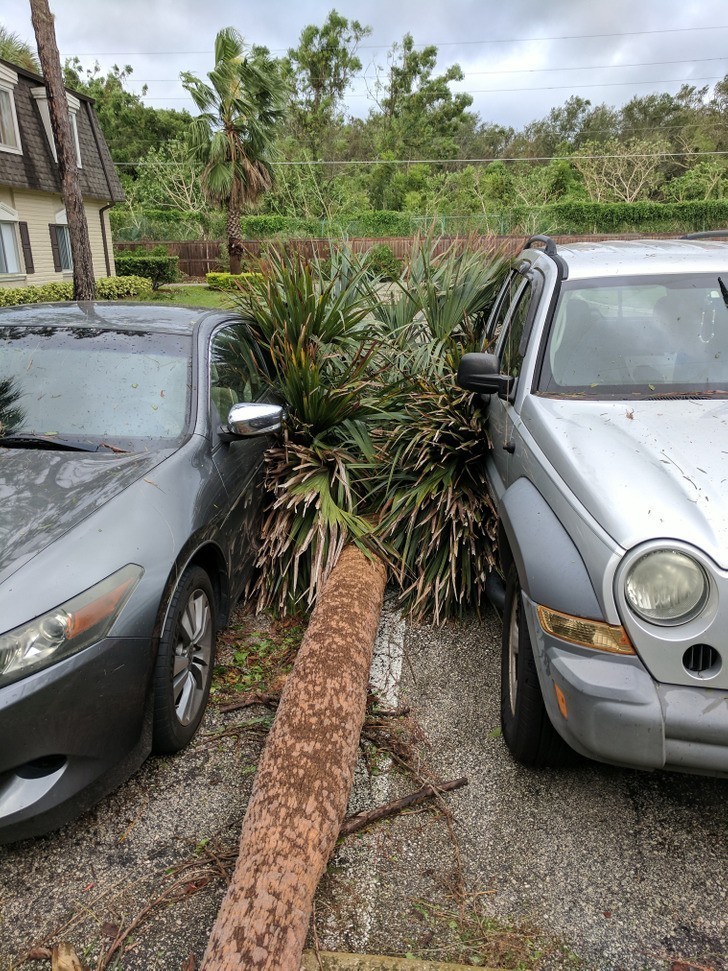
[499,281,535,379]
[0,221,21,274]
[31,88,82,167]
[0,64,22,154]
[50,211,72,272]
[210,323,265,422]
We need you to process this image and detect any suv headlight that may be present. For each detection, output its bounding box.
[0,564,143,688]
[625,549,708,625]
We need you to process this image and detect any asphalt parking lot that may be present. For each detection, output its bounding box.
[317,603,728,971]
[0,602,726,970]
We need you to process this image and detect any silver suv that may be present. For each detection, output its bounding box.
[458,234,728,775]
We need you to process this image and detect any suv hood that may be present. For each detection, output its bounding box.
[0,448,168,584]
[523,397,728,566]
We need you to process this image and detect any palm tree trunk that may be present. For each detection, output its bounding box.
[201,545,387,971]
[227,201,244,274]
[30,0,96,301]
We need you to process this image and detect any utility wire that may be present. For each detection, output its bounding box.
[136,75,728,101]
[107,56,728,85]
[114,149,728,167]
[61,22,728,57]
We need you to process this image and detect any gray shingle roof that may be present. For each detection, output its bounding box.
[0,58,124,203]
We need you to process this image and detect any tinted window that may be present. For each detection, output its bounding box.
[209,323,265,422]
[499,280,534,378]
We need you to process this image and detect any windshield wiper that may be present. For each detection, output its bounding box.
[0,434,102,452]
[645,390,728,400]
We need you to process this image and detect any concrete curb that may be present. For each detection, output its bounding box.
[301,952,492,971]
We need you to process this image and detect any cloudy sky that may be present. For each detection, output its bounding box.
[4,0,728,143]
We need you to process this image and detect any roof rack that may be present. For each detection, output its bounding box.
[523,234,559,257]
[681,230,728,240]
[522,234,568,281]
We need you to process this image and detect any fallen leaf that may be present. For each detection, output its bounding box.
[51,942,85,971]
[26,947,52,961]
[182,954,197,971]
[625,409,635,420]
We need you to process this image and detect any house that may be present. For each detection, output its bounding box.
[0,57,124,288]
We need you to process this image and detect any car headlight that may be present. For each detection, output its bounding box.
[0,564,143,688]
[625,550,708,625]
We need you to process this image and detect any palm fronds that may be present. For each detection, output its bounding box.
[373,384,497,624]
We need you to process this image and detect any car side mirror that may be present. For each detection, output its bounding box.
[220,402,285,440]
[457,352,513,399]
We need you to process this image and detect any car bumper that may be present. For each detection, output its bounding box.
[524,596,728,776]
[0,636,153,844]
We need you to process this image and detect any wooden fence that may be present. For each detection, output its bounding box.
[114,233,655,279]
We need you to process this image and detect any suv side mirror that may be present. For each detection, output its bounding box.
[457,352,513,398]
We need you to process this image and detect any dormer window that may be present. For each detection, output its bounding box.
[31,87,82,168]
[0,64,22,154]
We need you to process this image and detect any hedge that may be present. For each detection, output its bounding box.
[206,271,264,290]
[508,199,728,235]
[114,250,180,290]
[0,276,153,307]
[240,214,319,238]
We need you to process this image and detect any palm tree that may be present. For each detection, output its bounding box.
[182,28,288,274]
[0,25,40,72]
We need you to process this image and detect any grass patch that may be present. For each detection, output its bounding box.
[211,608,306,704]
[127,285,235,309]
[409,893,582,969]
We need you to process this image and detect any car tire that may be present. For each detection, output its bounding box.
[500,566,573,767]
[152,565,217,755]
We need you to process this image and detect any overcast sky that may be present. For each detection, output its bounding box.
[4,0,728,148]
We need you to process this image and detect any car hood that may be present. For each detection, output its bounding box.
[522,396,728,565]
[0,448,170,584]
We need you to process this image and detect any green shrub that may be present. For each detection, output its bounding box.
[240,214,318,238]
[114,249,180,290]
[345,210,413,237]
[206,271,264,291]
[0,276,152,307]
[96,275,154,298]
[363,243,403,281]
[506,199,728,235]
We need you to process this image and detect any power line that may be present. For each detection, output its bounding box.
[114,149,728,167]
[135,75,728,101]
[60,23,728,57]
[119,56,728,85]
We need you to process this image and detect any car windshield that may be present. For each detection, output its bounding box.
[0,326,192,451]
[538,273,728,398]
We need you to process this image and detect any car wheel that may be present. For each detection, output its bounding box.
[152,565,217,754]
[500,566,573,767]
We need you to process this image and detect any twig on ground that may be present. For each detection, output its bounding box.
[339,777,468,837]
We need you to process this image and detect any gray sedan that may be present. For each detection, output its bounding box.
[0,302,281,843]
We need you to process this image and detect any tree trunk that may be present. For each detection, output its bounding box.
[227,202,243,274]
[201,545,387,971]
[30,0,96,300]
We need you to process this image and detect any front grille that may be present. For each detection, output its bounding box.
[683,644,721,677]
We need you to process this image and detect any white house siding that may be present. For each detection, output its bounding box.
[0,186,116,288]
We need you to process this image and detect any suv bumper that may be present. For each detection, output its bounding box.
[524,597,728,776]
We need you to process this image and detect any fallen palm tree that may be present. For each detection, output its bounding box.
[201,544,387,971]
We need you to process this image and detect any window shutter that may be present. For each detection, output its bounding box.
[18,222,34,274]
[48,224,61,272]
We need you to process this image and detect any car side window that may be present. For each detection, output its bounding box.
[485,271,524,350]
[209,323,264,422]
[499,280,535,378]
